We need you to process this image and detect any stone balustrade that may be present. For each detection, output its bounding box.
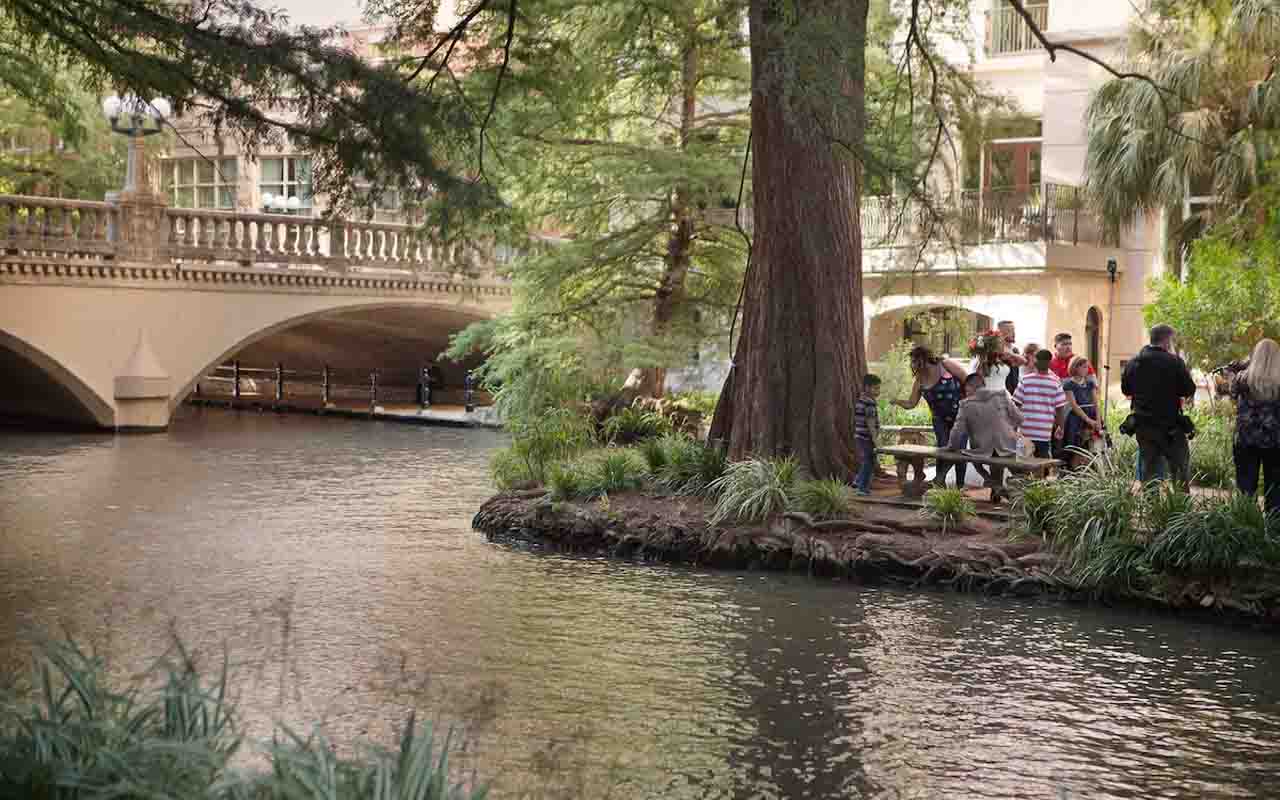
[0,194,498,277]
[0,195,120,258]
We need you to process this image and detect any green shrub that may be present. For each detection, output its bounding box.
[790,479,855,520]
[651,435,727,496]
[490,448,536,490]
[1148,492,1278,576]
[707,457,799,525]
[502,408,595,486]
[667,390,718,418]
[920,487,975,534]
[581,449,647,496]
[547,461,586,501]
[602,406,671,445]
[1186,405,1235,489]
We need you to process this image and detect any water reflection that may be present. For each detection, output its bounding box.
[2,408,1279,799]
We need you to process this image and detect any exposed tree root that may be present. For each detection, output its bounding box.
[472,491,1280,624]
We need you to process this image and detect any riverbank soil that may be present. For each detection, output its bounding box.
[473,489,1280,624]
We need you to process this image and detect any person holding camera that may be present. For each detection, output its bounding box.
[1120,324,1197,483]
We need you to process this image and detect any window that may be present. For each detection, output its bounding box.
[259,156,314,212]
[354,181,405,222]
[161,157,238,208]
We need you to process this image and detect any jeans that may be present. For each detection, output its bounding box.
[1032,440,1052,459]
[1135,424,1190,484]
[854,438,876,493]
[1235,444,1280,516]
[932,417,968,486]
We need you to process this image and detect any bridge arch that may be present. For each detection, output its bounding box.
[0,329,115,428]
[170,300,495,409]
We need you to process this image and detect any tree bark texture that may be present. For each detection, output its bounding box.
[720,0,869,479]
[640,38,699,398]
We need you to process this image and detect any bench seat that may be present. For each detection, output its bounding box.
[876,443,1062,499]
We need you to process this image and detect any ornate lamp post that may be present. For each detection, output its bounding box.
[101,94,169,197]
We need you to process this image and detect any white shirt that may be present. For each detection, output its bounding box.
[970,358,1012,394]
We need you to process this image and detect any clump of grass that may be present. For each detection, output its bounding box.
[920,487,975,534]
[1010,479,1061,537]
[602,406,671,445]
[638,437,668,474]
[1138,481,1197,536]
[707,457,798,526]
[546,461,585,501]
[580,449,647,497]
[1148,492,1278,576]
[259,713,482,800]
[1043,448,1144,572]
[790,479,855,520]
[651,435,727,496]
[0,637,487,799]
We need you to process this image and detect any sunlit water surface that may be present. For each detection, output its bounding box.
[2,408,1279,798]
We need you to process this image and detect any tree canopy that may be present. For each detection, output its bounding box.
[1084,0,1280,249]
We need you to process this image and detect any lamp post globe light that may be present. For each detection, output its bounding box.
[262,193,302,215]
[101,94,169,196]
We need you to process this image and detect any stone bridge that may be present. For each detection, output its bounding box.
[0,194,513,430]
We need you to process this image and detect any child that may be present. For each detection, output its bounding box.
[1062,356,1103,468]
[854,374,882,495]
[1013,349,1068,459]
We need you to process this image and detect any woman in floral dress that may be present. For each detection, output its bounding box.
[894,346,969,487]
[1232,339,1280,515]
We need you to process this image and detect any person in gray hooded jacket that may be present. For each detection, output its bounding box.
[947,373,1024,500]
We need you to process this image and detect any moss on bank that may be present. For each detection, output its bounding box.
[473,491,1280,624]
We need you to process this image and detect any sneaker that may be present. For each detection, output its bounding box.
[856,488,872,497]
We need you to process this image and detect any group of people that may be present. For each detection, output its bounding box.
[855,319,1280,515]
[1125,326,1280,515]
[855,321,1104,499]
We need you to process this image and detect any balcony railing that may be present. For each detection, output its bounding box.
[985,2,1048,56]
[861,183,1106,249]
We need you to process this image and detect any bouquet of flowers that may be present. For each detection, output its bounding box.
[967,329,1005,374]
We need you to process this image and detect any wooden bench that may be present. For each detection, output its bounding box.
[876,443,1063,500]
[880,425,936,485]
[881,424,934,445]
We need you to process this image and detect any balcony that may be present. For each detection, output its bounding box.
[860,183,1105,250]
[985,2,1048,57]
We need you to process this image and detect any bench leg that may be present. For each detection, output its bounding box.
[905,458,928,499]
[896,459,909,494]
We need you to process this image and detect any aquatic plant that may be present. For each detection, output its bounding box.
[494,408,595,487]
[1043,448,1143,572]
[790,479,855,520]
[580,450,647,497]
[707,457,798,525]
[920,488,975,534]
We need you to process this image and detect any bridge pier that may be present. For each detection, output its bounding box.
[112,329,171,432]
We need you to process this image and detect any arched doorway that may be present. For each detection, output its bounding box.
[1086,307,1103,369]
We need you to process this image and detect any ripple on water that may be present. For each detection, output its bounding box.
[2,410,1280,799]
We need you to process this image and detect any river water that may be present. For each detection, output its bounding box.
[2,409,1279,798]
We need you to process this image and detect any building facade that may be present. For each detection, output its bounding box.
[865,0,1157,399]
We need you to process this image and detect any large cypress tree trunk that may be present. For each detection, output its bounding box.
[714,0,869,480]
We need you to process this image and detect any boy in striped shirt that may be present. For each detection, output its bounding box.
[853,374,882,495]
[1013,349,1067,458]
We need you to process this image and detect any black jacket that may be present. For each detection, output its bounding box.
[1121,345,1196,426]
